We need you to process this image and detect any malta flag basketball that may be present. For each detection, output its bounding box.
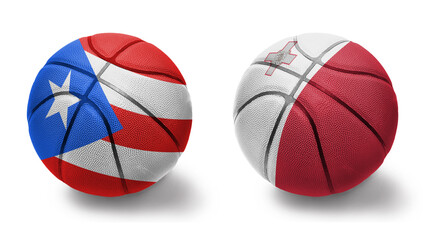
[234,33,398,196]
[27,33,192,197]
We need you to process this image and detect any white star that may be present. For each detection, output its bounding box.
[46,71,80,128]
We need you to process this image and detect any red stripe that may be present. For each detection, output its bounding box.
[103,105,192,152]
[43,157,155,197]
[80,33,186,85]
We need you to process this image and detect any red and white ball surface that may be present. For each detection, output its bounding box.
[234,33,398,196]
[28,33,192,197]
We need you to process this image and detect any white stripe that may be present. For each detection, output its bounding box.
[85,52,192,120]
[58,140,180,182]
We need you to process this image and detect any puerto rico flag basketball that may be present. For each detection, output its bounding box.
[27,33,192,197]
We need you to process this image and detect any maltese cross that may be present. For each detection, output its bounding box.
[264,41,297,76]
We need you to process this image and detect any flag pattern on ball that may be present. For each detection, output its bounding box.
[234,33,397,196]
[28,34,192,196]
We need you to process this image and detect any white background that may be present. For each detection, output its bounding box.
[1,0,421,239]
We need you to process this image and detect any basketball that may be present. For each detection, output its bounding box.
[27,33,192,197]
[234,33,398,196]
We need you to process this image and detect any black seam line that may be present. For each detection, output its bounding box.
[110,40,144,60]
[296,100,335,194]
[29,92,78,121]
[88,37,143,62]
[87,36,142,61]
[57,101,83,180]
[294,38,392,86]
[319,63,392,86]
[295,38,349,62]
[263,102,288,180]
[233,90,294,181]
[98,77,182,152]
[85,98,128,193]
[234,91,289,121]
[233,91,291,180]
[308,81,387,152]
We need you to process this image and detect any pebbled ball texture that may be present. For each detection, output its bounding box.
[234,33,397,196]
[28,33,192,197]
